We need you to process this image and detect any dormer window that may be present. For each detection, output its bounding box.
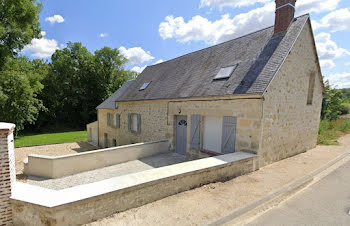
[140,81,151,91]
[213,65,237,80]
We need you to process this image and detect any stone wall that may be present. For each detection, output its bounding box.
[97,97,263,159]
[97,100,169,147]
[260,20,323,166]
[0,123,16,226]
[167,98,263,158]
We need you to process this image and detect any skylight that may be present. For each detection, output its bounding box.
[139,81,151,91]
[213,65,237,80]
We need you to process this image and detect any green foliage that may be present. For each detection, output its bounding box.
[15,130,87,147]
[36,42,134,130]
[0,0,41,67]
[340,103,349,115]
[335,119,350,133]
[321,80,343,121]
[0,57,46,132]
[318,120,338,145]
[340,88,350,103]
[318,119,350,145]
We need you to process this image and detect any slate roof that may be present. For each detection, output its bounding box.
[117,14,309,102]
[96,79,136,109]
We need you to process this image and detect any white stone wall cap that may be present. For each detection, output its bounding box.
[0,122,16,131]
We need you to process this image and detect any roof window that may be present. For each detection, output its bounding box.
[213,65,237,80]
[140,81,151,91]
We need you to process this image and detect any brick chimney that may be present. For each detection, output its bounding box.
[274,0,297,34]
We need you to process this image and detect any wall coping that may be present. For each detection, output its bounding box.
[12,151,257,208]
[0,122,15,132]
[27,139,170,160]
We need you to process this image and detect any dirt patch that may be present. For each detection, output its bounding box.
[15,142,97,180]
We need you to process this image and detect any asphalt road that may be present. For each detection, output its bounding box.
[247,159,350,226]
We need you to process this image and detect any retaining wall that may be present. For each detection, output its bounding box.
[24,139,170,178]
[12,152,257,226]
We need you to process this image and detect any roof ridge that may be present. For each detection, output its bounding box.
[146,13,310,69]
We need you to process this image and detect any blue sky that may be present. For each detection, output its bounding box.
[22,0,350,88]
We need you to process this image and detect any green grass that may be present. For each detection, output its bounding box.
[15,131,87,148]
[318,119,350,145]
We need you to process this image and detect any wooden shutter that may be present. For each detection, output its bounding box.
[115,114,120,128]
[137,114,141,134]
[190,115,201,150]
[221,116,237,154]
[128,113,131,132]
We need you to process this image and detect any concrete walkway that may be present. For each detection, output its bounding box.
[86,135,350,226]
[27,152,188,190]
[247,158,350,226]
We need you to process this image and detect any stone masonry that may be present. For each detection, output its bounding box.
[0,123,16,226]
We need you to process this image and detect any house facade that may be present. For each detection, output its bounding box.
[88,0,324,167]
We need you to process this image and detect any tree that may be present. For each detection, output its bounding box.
[0,57,46,132]
[38,42,134,129]
[0,0,41,67]
[321,80,343,121]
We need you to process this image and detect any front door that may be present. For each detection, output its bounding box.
[175,115,187,155]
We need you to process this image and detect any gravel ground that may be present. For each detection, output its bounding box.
[26,153,189,190]
[15,142,97,179]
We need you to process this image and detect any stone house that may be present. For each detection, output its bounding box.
[88,0,324,167]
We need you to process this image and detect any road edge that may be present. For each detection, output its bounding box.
[207,150,350,226]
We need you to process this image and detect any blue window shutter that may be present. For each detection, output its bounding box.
[137,114,141,134]
[128,114,131,132]
[190,115,201,150]
[115,114,120,128]
[221,116,237,154]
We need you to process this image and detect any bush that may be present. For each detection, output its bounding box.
[340,104,349,115]
[321,81,343,121]
[318,119,350,145]
[335,119,350,133]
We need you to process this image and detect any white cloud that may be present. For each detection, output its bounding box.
[320,60,335,69]
[131,65,147,73]
[345,62,350,67]
[45,15,65,25]
[200,0,270,8]
[315,33,350,69]
[22,31,60,58]
[159,0,340,45]
[326,73,350,88]
[313,8,350,32]
[200,0,339,11]
[99,33,108,38]
[154,59,164,64]
[119,46,155,65]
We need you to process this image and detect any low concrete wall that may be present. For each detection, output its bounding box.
[12,152,257,226]
[87,121,98,146]
[24,140,170,178]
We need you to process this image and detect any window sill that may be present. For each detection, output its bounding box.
[200,149,221,156]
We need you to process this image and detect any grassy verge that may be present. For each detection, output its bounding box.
[318,119,350,145]
[15,131,87,148]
